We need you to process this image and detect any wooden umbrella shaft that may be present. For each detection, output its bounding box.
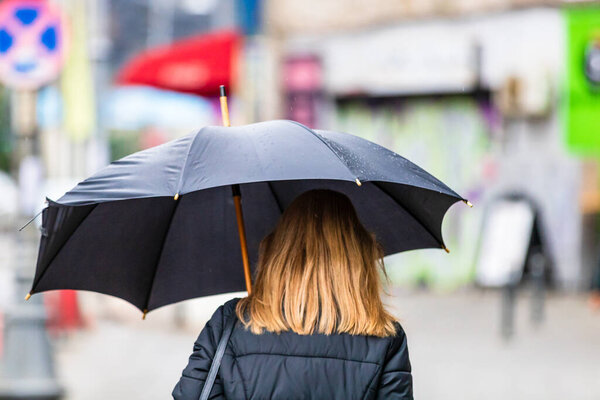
[220,85,252,294]
[219,85,231,127]
[232,185,252,294]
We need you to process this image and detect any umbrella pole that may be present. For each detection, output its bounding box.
[220,85,252,294]
[232,185,253,294]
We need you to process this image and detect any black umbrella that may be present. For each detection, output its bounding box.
[27,88,469,317]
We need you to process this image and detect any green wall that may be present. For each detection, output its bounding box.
[565,7,600,154]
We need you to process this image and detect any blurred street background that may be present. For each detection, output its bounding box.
[53,291,600,399]
[0,0,600,399]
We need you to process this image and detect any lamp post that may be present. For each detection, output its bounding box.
[0,1,68,397]
[0,209,62,399]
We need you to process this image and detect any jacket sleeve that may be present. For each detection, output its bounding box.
[376,324,413,400]
[172,305,226,400]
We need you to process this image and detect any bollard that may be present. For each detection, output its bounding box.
[0,229,62,400]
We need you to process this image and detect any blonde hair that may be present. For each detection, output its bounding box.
[236,189,397,337]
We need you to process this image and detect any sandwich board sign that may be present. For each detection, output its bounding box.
[476,199,536,287]
[0,0,67,90]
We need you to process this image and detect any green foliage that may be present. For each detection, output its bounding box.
[108,129,140,162]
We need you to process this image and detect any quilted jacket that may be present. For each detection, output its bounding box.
[173,299,413,400]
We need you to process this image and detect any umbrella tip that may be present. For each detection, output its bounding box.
[25,293,31,301]
[355,178,362,186]
[219,86,231,127]
[442,245,450,254]
[142,309,148,320]
[174,193,180,201]
[464,200,473,208]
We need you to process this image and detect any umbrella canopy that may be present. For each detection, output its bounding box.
[30,120,466,314]
[115,30,240,97]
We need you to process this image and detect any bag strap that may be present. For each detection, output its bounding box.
[199,312,237,400]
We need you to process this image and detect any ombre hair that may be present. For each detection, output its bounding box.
[236,189,397,337]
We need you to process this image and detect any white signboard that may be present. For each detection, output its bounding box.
[476,199,535,287]
[321,9,563,96]
[324,23,477,96]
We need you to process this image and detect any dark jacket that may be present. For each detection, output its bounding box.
[173,299,413,400]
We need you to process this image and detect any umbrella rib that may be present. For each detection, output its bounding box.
[288,120,358,181]
[142,198,182,312]
[371,181,445,248]
[31,204,98,293]
[174,132,201,196]
[266,181,284,214]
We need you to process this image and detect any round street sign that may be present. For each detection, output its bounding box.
[0,0,67,90]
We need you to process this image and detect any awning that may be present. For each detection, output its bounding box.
[116,30,241,97]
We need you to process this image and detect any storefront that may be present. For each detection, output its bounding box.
[279,8,586,289]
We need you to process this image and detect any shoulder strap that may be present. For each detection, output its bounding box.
[199,312,237,400]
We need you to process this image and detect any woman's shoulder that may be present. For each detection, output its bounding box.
[206,298,242,328]
[221,297,242,315]
[388,321,408,345]
[391,321,407,337]
[382,321,410,365]
[198,299,241,331]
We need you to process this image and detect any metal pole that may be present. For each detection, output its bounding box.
[500,269,520,341]
[0,90,62,399]
[500,281,516,341]
[529,251,546,327]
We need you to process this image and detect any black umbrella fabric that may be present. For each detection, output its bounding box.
[30,120,466,314]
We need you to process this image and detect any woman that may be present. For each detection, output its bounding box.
[173,189,413,399]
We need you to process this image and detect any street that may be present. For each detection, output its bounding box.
[54,289,600,400]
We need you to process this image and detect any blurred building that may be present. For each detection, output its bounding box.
[2,0,600,292]
[262,0,600,290]
[0,0,254,331]
[35,0,240,201]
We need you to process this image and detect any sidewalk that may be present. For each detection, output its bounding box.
[55,290,600,399]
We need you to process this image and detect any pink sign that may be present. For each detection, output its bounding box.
[0,0,67,90]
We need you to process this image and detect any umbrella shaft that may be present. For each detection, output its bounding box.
[221,87,249,292]
[220,95,230,127]
[232,185,252,294]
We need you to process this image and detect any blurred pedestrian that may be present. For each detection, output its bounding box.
[173,190,413,399]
